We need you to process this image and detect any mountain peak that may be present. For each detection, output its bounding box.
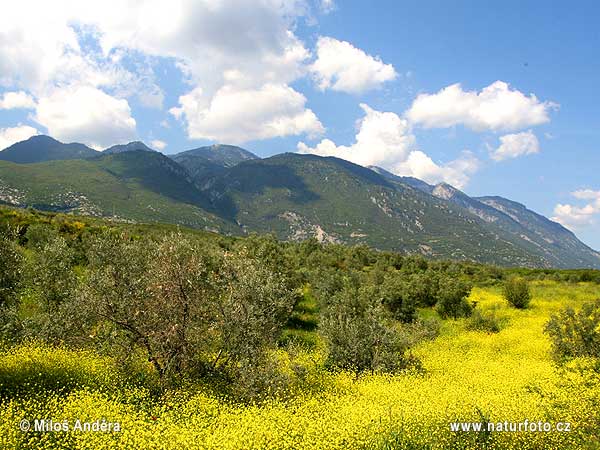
[103,141,157,155]
[0,134,97,163]
[432,182,460,200]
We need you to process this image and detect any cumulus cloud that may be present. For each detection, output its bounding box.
[150,139,167,151]
[310,37,397,94]
[406,81,557,132]
[298,104,479,189]
[552,190,600,230]
[490,130,540,161]
[0,0,318,145]
[0,125,39,150]
[0,91,36,109]
[81,0,317,143]
[395,150,480,190]
[34,86,136,149]
[171,84,323,143]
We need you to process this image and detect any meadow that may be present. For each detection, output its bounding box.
[2,281,599,450]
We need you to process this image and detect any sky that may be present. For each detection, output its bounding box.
[0,0,599,249]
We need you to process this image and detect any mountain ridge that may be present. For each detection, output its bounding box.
[0,135,98,163]
[1,135,597,268]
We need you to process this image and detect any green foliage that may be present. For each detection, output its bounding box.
[503,277,532,309]
[544,300,600,360]
[466,308,503,333]
[0,233,22,307]
[71,231,294,393]
[25,236,77,310]
[396,317,441,346]
[319,277,415,373]
[379,273,418,323]
[435,277,473,319]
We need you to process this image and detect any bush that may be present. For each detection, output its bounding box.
[380,274,417,323]
[544,300,600,360]
[503,277,531,309]
[75,232,294,390]
[0,234,22,307]
[319,279,415,373]
[397,317,441,346]
[435,277,473,319]
[466,308,503,333]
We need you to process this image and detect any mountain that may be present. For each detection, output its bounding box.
[0,135,98,163]
[476,196,600,268]
[371,167,600,268]
[369,166,434,194]
[102,141,157,155]
[200,153,579,267]
[1,136,598,268]
[171,144,258,182]
[0,150,230,232]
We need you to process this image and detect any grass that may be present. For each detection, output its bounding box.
[1,281,599,449]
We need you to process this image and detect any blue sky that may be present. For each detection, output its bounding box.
[0,1,599,249]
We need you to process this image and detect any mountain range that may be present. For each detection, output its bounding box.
[0,135,598,269]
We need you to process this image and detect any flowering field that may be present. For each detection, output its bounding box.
[1,281,599,449]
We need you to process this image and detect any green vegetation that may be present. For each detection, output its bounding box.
[1,206,600,448]
[545,299,600,360]
[504,277,532,309]
[2,143,599,268]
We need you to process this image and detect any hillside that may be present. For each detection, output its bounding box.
[200,153,559,266]
[0,150,231,232]
[171,144,258,182]
[373,166,600,268]
[1,135,598,268]
[0,135,98,163]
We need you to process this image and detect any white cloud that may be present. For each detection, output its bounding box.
[395,150,480,189]
[552,190,600,230]
[1,0,314,144]
[310,37,397,94]
[406,81,557,132]
[0,91,36,109]
[150,139,167,151]
[490,130,540,161]
[171,83,323,143]
[319,0,336,13]
[298,104,413,167]
[0,125,39,150]
[34,86,136,149]
[298,104,479,189]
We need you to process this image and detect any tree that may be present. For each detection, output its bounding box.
[0,234,22,307]
[435,277,473,319]
[544,300,600,360]
[503,277,531,309]
[25,236,77,311]
[319,277,412,373]
[77,232,294,385]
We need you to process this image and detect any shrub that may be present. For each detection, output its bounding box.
[380,274,418,323]
[24,223,59,249]
[319,279,415,373]
[397,317,441,346]
[503,277,531,309]
[435,277,473,319]
[544,300,600,360]
[466,309,503,333]
[0,234,22,307]
[75,232,294,390]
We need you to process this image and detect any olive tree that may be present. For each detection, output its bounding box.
[319,277,412,373]
[0,235,22,307]
[77,232,294,385]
